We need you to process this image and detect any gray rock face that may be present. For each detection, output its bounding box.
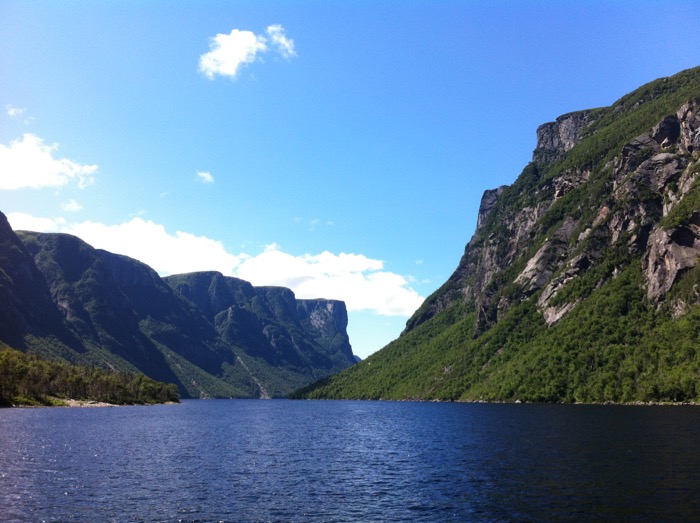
[678,99,700,153]
[533,110,596,165]
[297,299,354,360]
[639,100,700,301]
[476,186,507,231]
[553,168,590,200]
[406,96,700,336]
[644,224,700,300]
[532,101,700,319]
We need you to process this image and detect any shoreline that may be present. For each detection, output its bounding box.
[2,399,180,408]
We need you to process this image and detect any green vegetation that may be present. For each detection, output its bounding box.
[0,348,179,407]
[297,264,700,403]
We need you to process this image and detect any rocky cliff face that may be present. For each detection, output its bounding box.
[0,224,357,398]
[165,272,355,379]
[532,110,598,165]
[300,66,700,403]
[410,93,700,335]
[296,299,354,360]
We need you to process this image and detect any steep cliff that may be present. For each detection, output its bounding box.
[0,224,357,398]
[165,272,356,396]
[296,66,700,403]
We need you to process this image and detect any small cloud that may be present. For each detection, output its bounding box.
[415,259,424,265]
[199,24,296,80]
[6,105,25,118]
[196,171,215,184]
[61,199,83,212]
[0,133,97,190]
[295,216,334,230]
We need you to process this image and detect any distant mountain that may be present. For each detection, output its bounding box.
[0,219,356,398]
[165,271,355,397]
[296,66,700,403]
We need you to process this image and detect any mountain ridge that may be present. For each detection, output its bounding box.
[0,220,356,398]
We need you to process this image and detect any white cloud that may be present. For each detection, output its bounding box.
[64,218,242,276]
[6,105,25,118]
[295,216,334,230]
[266,24,296,59]
[199,24,296,80]
[61,199,83,212]
[235,245,423,316]
[196,171,215,184]
[0,134,97,190]
[7,213,424,317]
[6,212,65,232]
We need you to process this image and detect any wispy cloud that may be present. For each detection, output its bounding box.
[6,105,34,125]
[61,199,83,212]
[199,25,296,80]
[266,24,297,59]
[295,216,334,231]
[6,105,25,118]
[0,134,97,190]
[7,213,424,317]
[196,171,214,184]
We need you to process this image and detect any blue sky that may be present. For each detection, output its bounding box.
[1,1,699,359]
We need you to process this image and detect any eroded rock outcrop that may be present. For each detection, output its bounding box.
[644,223,700,300]
[533,110,597,165]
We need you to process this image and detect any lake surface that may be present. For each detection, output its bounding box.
[1,400,700,522]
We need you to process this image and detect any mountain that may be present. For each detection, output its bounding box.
[295,66,700,403]
[0,221,356,398]
[164,271,354,397]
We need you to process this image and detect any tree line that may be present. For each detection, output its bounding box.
[0,348,179,406]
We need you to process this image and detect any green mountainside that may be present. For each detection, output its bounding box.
[295,66,700,403]
[0,218,356,398]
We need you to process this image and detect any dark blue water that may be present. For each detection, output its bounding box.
[1,400,700,522]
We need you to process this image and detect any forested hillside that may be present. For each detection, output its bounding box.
[0,348,179,406]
